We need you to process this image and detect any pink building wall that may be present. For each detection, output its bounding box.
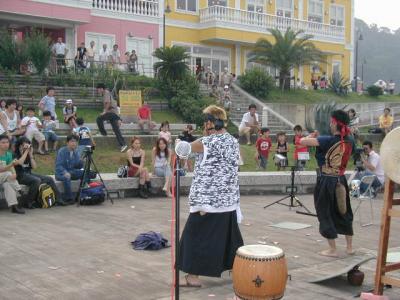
[0,0,91,23]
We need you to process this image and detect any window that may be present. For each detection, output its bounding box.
[308,0,323,23]
[332,60,342,75]
[177,0,197,12]
[330,5,344,26]
[208,0,227,6]
[276,0,293,18]
[247,0,264,13]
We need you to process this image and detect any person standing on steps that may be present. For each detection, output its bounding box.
[96,83,127,152]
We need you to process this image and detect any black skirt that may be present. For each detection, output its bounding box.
[314,174,353,239]
[179,210,244,277]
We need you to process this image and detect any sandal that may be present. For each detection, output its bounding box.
[179,275,202,288]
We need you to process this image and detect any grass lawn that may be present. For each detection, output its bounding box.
[55,107,182,124]
[264,89,400,104]
[34,143,360,175]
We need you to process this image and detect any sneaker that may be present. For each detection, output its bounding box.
[120,145,128,152]
[11,205,25,214]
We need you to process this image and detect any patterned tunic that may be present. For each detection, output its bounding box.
[189,133,240,211]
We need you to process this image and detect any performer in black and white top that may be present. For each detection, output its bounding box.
[179,105,244,287]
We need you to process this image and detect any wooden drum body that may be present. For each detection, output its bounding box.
[232,245,288,300]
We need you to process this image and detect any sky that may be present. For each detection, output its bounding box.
[355,0,400,30]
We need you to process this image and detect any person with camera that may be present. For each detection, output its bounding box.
[355,141,384,196]
[55,135,85,204]
[300,110,355,258]
[14,137,63,208]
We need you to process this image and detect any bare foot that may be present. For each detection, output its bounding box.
[319,249,339,257]
[346,249,355,255]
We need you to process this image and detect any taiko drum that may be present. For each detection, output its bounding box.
[232,245,288,300]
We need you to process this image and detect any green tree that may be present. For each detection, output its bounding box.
[248,28,323,91]
[0,29,28,72]
[25,30,52,74]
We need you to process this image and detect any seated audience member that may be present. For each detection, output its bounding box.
[16,103,24,119]
[1,99,26,144]
[73,118,96,157]
[379,108,393,135]
[0,134,25,214]
[21,107,46,155]
[348,109,360,141]
[293,125,308,170]
[222,85,232,111]
[14,137,64,208]
[137,101,155,133]
[0,99,6,112]
[126,137,151,198]
[55,135,85,204]
[209,84,221,100]
[178,124,196,171]
[42,111,58,152]
[152,138,172,197]
[159,121,172,148]
[63,99,78,129]
[239,104,260,145]
[96,83,127,152]
[355,141,384,196]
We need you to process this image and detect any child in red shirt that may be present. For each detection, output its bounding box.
[255,127,272,170]
[293,125,308,169]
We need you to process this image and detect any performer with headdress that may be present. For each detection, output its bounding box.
[179,105,244,287]
[300,109,355,257]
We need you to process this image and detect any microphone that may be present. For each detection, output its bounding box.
[175,140,192,159]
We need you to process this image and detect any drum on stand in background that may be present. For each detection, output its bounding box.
[232,245,288,300]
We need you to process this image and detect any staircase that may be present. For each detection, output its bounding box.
[200,82,294,133]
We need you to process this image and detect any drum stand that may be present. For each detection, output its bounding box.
[263,166,316,217]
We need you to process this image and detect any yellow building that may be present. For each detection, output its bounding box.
[163,0,354,86]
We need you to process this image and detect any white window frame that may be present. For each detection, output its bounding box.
[276,0,294,18]
[330,4,345,27]
[84,32,116,60]
[207,0,227,7]
[247,0,264,13]
[307,0,324,23]
[126,36,154,76]
[332,60,342,75]
[176,0,198,14]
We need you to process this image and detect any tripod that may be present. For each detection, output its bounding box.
[264,166,315,216]
[75,149,113,205]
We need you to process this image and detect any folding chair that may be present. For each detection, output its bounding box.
[351,175,377,227]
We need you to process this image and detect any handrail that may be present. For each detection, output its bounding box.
[199,5,345,39]
[231,82,295,129]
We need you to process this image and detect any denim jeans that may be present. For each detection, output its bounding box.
[355,170,383,194]
[96,112,126,147]
[55,169,84,200]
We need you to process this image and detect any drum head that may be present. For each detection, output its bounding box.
[381,127,400,184]
[237,245,283,259]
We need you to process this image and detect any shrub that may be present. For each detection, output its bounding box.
[25,30,52,74]
[0,29,28,72]
[329,72,350,96]
[238,67,274,98]
[367,85,383,97]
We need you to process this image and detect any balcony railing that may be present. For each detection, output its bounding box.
[200,6,345,41]
[92,0,159,17]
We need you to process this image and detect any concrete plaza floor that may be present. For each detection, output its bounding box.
[1,194,400,300]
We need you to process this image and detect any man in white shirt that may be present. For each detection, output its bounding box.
[239,104,260,145]
[111,44,121,67]
[219,67,232,88]
[357,140,384,195]
[86,41,96,69]
[52,37,68,72]
[99,44,111,67]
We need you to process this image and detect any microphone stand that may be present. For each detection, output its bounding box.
[174,156,182,300]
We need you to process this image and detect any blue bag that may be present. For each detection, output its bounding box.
[79,184,105,205]
[131,231,169,250]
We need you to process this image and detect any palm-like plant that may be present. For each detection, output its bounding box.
[153,46,190,82]
[329,72,350,96]
[306,101,347,135]
[248,28,324,91]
